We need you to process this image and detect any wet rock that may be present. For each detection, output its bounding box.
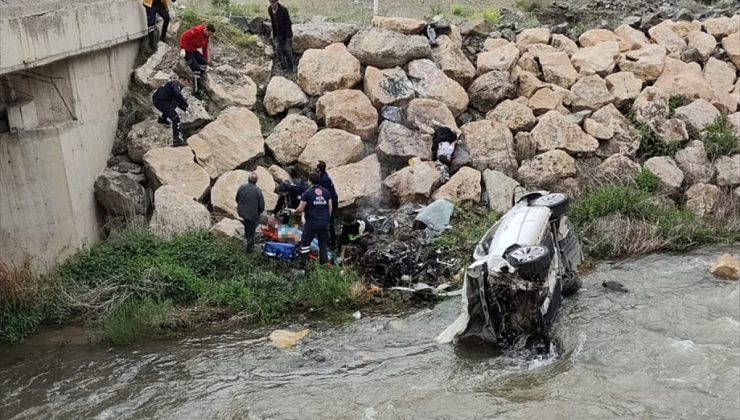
[269,329,310,349]
[432,166,482,204]
[644,156,684,194]
[467,71,516,113]
[590,104,641,158]
[264,76,308,116]
[570,75,615,111]
[571,41,620,76]
[297,43,362,96]
[550,34,579,57]
[187,107,264,179]
[94,169,148,217]
[483,169,520,213]
[709,254,740,281]
[348,27,431,69]
[298,129,363,172]
[142,146,210,200]
[602,281,629,293]
[292,22,358,53]
[531,111,599,154]
[714,154,740,187]
[674,99,720,132]
[648,21,687,56]
[149,185,211,239]
[328,154,383,208]
[486,99,536,133]
[528,88,561,115]
[207,65,257,109]
[316,89,378,139]
[704,57,737,94]
[371,16,426,35]
[265,114,317,166]
[430,36,477,87]
[618,44,667,81]
[687,30,716,62]
[477,42,519,75]
[516,28,550,51]
[377,121,432,162]
[685,183,719,217]
[383,161,441,204]
[605,71,643,108]
[674,140,714,184]
[209,218,245,239]
[461,120,517,175]
[126,119,173,163]
[614,24,650,51]
[517,149,576,187]
[595,154,641,180]
[363,66,415,109]
[406,98,459,135]
[408,59,469,117]
[539,51,579,89]
[654,58,714,100]
[584,118,614,140]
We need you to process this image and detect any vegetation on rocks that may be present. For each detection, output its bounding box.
[703,115,739,160]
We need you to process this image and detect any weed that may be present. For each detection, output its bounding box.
[703,114,739,160]
[514,0,538,12]
[430,4,444,16]
[470,7,501,25]
[427,205,501,265]
[627,110,683,160]
[568,21,588,39]
[668,95,690,117]
[103,297,174,345]
[451,3,465,15]
[212,0,231,12]
[634,169,661,193]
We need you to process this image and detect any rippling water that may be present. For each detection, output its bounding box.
[1,247,738,419]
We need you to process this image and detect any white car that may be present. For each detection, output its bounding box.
[437,191,583,353]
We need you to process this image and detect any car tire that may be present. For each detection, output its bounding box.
[506,245,551,281]
[531,193,570,219]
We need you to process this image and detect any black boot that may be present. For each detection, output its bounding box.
[157,115,170,126]
[147,26,158,51]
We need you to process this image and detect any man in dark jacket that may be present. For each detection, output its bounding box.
[295,173,332,265]
[235,172,265,252]
[273,180,309,223]
[143,0,171,50]
[152,76,189,146]
[316,160,339,248]
[268,0,294,71]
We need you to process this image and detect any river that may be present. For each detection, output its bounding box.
[1,247,738,419]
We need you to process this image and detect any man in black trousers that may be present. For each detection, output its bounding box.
[152,75,189,146]
[236,172,265,253]
[268,0,294,71]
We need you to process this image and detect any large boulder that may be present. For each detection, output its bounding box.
[377,121,432,162]
[614,24,650,51]
[538,51,579,89]
[618,44,666,81]
[364,66,415,108]
[674,99,721,132]
[531,111,599,154]
[253,166,279,212]
[517,150,576,187]
[654,58,714,100]
[517,70,547,98]
[605,71,643,108]
[703,16,740,40]
[133,44,170,89]
[550,34,579,57]
[431,36,477,87]
[486,99,537,133]
[371,16,426,35]
[687,30,717,62]
[207,65,257,109]
[648,21,687,56]
[142,146,210,200]
[633,86,690,143]
[570,75,615,111]
[674,140,714,184]
[461,120,517,175]
[291,22,358,53]
[407,59,469,117]
[264,76,308,115]
[211,168,278,219]
[477,42,520,75]
[432,166,482,204]
[126,119,173,163]
[714,154,740,187]
[244,61,272,89]
[179,89,213,130]
[571,41,620,76]
[94,170,148,217]
[268,165,291,183]
[685,183,719,217]
[703,57,737,94]
[406,98,458,135]
[467,71,516,112]
[298,129,363,172]
[483,169,520,213]
[328,154,383,208]
[209,218,245,239]
[594,154,641,180]
[722,32,740,69]
[383,161,441,204]
[347,27,431,69]
[149,185,211,239]
[579,28,622,48]
[644,156,684,194]
[516,28,550,51]
[316,89,378,139]
[583,118,614,140]
[527,88,562,115]
[265,114,317,165]
[187,107,264,179]
[297,43,362,96]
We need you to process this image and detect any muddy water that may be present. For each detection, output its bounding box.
[1,247,739,419]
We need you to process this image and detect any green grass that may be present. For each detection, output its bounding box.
[634,169,661,193]
[178,5,257,47]
[426,205,501,266]
[627,109,684,160]
[470,7,501,25]
[668,95,690,118]
[103,298,174,345]
[430,4,444,16]
[451,3,465,16]
[703,114,739,160]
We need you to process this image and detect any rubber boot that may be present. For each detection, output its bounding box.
[147,26,158,51]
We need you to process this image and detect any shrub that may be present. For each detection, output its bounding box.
[472,8,501,25]
[668,95,690,117]
[634,169,661,193]
[103,298,174,345]
[628,111,684,160]
[514,0,537,12]
[704,115,739,160]
[451,3,465,15]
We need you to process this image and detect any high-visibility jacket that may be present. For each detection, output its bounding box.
[179,24,210,61]
[143,0,169,7]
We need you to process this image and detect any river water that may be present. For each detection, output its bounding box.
[1,247,738,419]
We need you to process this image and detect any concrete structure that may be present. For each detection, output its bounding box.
[0,0,147,270]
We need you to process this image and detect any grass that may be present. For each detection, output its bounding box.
[703,114,739,160]
[448,5,501,25]
[179,4,257,48]
[103,298,174,345]
[627,108,684,160]
[451,3,465,16]
[425,205,501,266]
[514,0,540,12]
[634,169,661,193]
[668,95,690,118]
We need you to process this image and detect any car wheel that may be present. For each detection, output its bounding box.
[506,245,551,281]
[531,193,570,219]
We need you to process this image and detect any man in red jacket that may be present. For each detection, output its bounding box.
[179,23,216,97]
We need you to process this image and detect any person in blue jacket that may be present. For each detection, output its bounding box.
[152,75,189,146]
[295,173,333,265]
[316,160,339,248]
[272,180,309,224]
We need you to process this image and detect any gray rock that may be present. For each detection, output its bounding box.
[681,48,703,64]
[467,71,516,112]
[483,169,520,213]
[348,27,431,69]
[94,169,149,217]
[149,186,211,239]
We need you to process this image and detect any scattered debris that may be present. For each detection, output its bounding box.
[268,329,310,349]
[602,280,630,293]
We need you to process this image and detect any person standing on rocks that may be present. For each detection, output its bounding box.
[316,160,339,248]
[143,0,171,50]
[152,75,189,146]
[236,172,265,253]
[295,173,333,266]
[267,0,294,72]
[179,23,216,98]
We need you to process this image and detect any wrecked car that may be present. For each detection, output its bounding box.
[437,191,582,352]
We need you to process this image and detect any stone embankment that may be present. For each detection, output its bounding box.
[96,12,740,238]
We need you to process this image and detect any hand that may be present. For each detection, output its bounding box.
[179,49,186,58]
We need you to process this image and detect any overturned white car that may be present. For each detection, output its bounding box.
[437,191,583,352]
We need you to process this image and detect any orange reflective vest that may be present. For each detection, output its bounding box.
[143,0,169,8]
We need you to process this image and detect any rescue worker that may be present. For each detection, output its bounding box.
[267,0,294,71]
[235,172,265,253]
[143,0,171,50]
[295,173,333,266]
[152,75,189,146]
[339,216,374,263]
[272,180,309,224]
[316,160,339,248]
[179,23,216,98]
